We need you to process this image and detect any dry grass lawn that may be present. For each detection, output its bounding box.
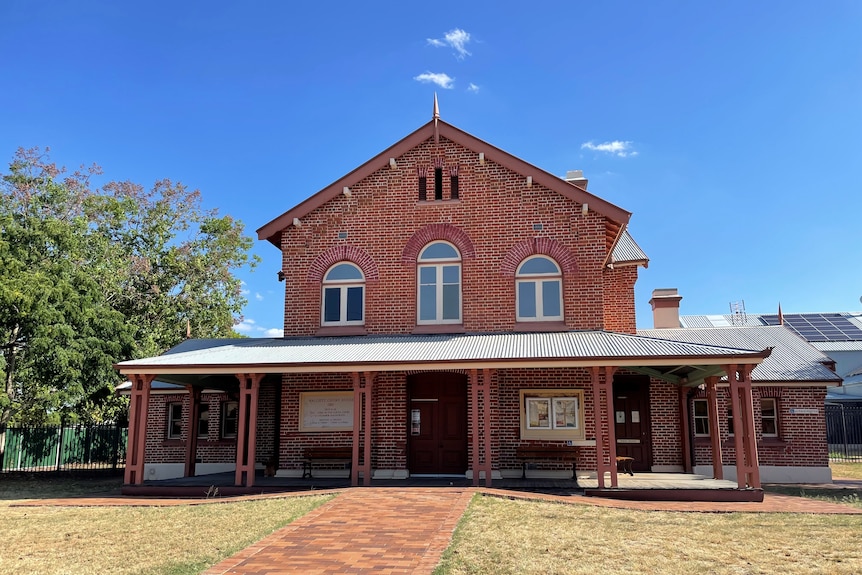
[434,495,862,575]
[831,461,862,480]
[0,477,332,575]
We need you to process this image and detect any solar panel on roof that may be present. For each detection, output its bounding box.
[760,313,862,342]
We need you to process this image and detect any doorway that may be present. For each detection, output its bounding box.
[407,373,468,475]
[613,375,652,472]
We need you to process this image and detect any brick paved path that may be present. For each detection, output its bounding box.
[201,488,473,575]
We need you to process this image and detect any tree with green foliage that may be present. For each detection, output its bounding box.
[0,147,258,425]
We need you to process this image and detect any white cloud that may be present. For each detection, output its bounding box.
[580,140,638,158]
[427,28,472,59]
[255,292,264,301]
[467,82,480,93]
[264,328,284,338]
[414,72,455,89]
[234,320,255,333]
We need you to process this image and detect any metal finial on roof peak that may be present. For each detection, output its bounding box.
[433,93,439,119]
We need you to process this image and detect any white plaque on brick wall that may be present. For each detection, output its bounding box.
[299,391,354,431]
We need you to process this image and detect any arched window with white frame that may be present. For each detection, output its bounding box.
[321,262,365,326]
[417,241,462,324]
[516,255,563,322]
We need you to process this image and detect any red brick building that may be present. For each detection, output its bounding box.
[116,104,838,491]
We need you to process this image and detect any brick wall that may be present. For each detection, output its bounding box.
[279,136,628,335]
[692,386,828,468]
[145,392,238,465]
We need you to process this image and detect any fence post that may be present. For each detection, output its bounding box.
[112,424,121,470]
[56,418,66,472]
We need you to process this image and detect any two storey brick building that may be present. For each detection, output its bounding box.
[117,104,838,493]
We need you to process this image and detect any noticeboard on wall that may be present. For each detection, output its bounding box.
[299,391,354,432]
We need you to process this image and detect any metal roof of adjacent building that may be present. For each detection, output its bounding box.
[639,325,841,384]
[681,312,862,343]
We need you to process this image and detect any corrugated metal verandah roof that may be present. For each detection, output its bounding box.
[115,330,770,388]
[641,325,841,385]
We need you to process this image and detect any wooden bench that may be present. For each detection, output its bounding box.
[302,447,352,478]
[616,456,635,476]
[515,445,580,486]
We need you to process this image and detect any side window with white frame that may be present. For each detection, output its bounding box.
[167,403,183,439]
[693,398,709,437]
[520,389,585,441]
[516,256,563,322]
[761,398,779,437]
[222,401,239,439]
[417,241,461,324]
[322,262,365,326]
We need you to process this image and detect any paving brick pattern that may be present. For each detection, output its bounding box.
[201,488,473,575]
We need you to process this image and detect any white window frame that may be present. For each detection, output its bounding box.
[321,262,365,326]
[515,256,563,322]
[167,403,183,439]
[761,398,779,438]
[693,398,710,437]
[417,241,462,325]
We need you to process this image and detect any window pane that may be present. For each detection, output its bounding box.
[420,242,458,260]
[323,287,341,322]
[762,418,777,435]
[419,285,436,320]
[519,256,559,275]
[442,284,460,320]
[761,399,775,417]
[419,266,436,285]
[222,402,238,438]
[518,282,537,318]
[442,265,460,284]
[346,286,363,321]
[695,419,709,435]
[325,263,363,281]
[694,401,708,417]
[542,280,561,317]
[198,405,210,438]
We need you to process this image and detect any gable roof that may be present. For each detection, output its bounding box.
[610,229,649,268]
[639,325,841,385]
[257,117,632,248]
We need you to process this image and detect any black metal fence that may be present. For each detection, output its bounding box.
[826,403,862,462]
[0,423,128,473]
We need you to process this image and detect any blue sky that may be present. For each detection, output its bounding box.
[2,1,860,335]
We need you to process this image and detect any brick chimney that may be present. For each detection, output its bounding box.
[649,288,682,329]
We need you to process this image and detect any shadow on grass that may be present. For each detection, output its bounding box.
[763,484,862,509]
[0,471,123,500]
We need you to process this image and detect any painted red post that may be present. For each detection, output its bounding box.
[705,377,723,480]
[124,374,154,485]
[363,372,375,486]
[351,372,362,487]
[184,386,201,478]
[679,386,692,473]
[482,368,493,487]
[604,366,619,488]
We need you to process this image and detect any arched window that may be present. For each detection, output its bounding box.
[516,256,562,321]
[321,262,364,326]
[417,241,461,324]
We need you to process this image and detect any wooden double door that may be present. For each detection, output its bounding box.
[613,375,652,472]
[407,373,468,475]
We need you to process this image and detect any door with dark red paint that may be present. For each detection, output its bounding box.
[613,375,652,472]
[407,373,467,475]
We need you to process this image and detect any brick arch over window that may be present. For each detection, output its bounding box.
[307,245,380,283]
[500,238,578,277]
[401,223,476,264]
